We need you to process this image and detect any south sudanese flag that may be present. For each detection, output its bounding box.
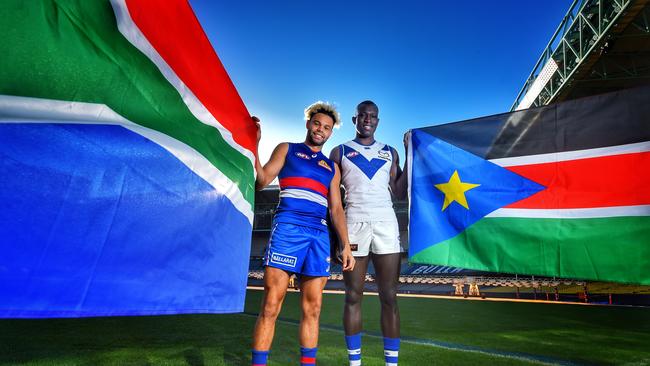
[0,0,256,317]
[408,86,650,284]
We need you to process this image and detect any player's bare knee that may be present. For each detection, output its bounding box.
[379,290,398,309]
[302,301,322,319]
[345,289,363,306]
[260,299,283,320]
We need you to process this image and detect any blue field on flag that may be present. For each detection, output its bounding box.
[0,123,251,317]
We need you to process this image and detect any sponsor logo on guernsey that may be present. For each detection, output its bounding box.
[270,252,297,267]
[321,218,327,226]
[346,151,360,158]
[295,152,311,160]
[318,160,332,171]
[378,150,391,159]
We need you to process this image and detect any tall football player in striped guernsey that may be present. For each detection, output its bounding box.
[251,102,356,366]
[330,101,408,366]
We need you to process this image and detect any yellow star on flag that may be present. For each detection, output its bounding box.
[434,170,480,211]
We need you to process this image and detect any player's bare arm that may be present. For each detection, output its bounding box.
[390,131,411,199]
[254,118,288,190]
[388,146,403,198]
[328,163,356,271]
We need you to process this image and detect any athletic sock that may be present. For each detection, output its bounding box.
[345,333,362,366]
[300,346,317,366]
[383,337,400,366]
[251,349,269,366]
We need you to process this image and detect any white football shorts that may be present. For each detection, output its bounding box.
[346,217,402,256]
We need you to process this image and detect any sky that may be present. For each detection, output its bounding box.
[189,0,573,162]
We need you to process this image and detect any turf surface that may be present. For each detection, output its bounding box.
[1,289,648,365]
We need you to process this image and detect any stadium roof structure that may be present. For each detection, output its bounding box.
[512,0,650,110]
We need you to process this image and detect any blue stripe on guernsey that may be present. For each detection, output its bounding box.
[0,123,251,317]
[343,144,390,180]
[345,333,362,366]
[384,337,400,366]
[275,143,334,230]
[274,197,328,229]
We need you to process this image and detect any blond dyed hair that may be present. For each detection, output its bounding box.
[304,101,341,128]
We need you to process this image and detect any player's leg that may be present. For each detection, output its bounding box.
[296,226,332,366]
[251,266,290,364]
[373,252,401,365]
[343,221,372,365]
[370,217,402,365]
[298,275,328,365]
[343,221,372,334]
[343,255,369,334]
[372,253,401,338]
[343,255,368,366]
[252,223,309,365]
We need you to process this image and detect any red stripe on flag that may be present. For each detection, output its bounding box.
[125,0,257,157]
[506,152,650,209]
[300,356,316,364]
[280,177,329,197]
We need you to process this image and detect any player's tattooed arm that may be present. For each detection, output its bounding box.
[253,117,288,190]
[328,164,356,271]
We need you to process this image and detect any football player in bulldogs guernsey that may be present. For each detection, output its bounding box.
[251,101,356,366]
[330,100,409,366]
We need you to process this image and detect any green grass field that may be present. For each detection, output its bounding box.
[1,289,649,365]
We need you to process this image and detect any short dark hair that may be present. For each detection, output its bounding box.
[356,100,379,115]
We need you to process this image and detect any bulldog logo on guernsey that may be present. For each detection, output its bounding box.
[295,152,311,160]
[270,252,297,267]
[346,151,360,158]
[318,160,332,171]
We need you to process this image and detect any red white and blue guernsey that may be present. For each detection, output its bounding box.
[264,143,336,276]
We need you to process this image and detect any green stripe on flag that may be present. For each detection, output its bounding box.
[410,216,650,284]
[0,0,254,205]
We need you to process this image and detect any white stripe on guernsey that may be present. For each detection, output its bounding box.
[280,189,328,207]
[487,205,650,219]
[350,360,361,366]
[490,141,650,167]
[347,349,361,355]
[109,0,256,169]
[386,363,397,366]
[0,95,253,225]
[384,350,399,357]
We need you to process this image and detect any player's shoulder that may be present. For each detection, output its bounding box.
[276,142,291,152]
[377,142,400,161]
[328,143,346,163]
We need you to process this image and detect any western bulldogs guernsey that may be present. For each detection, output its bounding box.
[274,143,335,230]
[338,140,396,221]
